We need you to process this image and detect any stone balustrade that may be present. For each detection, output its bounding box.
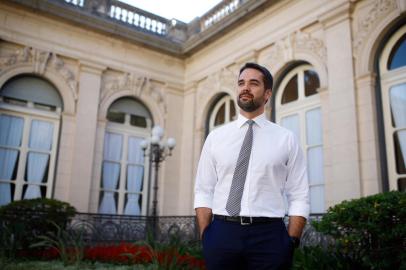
[109,1,169,35]
[200,0,245,31]
[10,0,270,54]
[64,0,170,36]
[62,0,251,38]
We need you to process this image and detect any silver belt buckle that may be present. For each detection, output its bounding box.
[240,216,252,225]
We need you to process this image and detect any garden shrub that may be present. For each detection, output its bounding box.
[313,191,406,270]
[0,198,76,256]
[292,246,363,270]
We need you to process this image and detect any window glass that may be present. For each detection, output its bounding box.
[394,132,406,174]
[1,76,63,109]
[29,120,54,151]
[388,34,406,70]
[398,178,406,191]
[390,84,406,128]
[125,165,143,215]
[304,70,320,97]
[100,132,123,214]
[109,98,151,121]
[277,65,323,213]
[130,114,147,128]
[230,100,236,120]
[281,75,298,104]
[379,27,406,191]
[0,115,24,147]
[306,108,322,145]
[107,111,125,124]
[100,131,148,215]
[307,147,324,185]
[107,98,152,128]
[0,76,60,206]
[214,103,225,126]
[126,136,144,214]
[310,186,324,213]
[208,95,236,132]
[281,114,300,141]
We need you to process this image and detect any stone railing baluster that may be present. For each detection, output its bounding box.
[200,0,243,31]
[59,0,251,39]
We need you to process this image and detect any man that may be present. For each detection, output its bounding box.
[194,62,309,269]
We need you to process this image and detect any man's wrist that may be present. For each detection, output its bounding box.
[290,236,301,248]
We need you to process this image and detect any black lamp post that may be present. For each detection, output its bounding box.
[140,125,176,238]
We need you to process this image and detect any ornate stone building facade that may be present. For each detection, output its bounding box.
[0,0,405,215]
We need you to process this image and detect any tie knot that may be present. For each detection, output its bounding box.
[247,120,254,126]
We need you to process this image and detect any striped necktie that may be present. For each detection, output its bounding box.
[225,120,254,216]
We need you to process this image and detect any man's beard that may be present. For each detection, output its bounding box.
[237,95,263,112]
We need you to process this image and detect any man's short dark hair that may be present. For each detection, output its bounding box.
[239,62,273,90]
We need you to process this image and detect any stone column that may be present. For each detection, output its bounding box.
[53,113,75,202]
[69,61,105,212]
[319,2,362,207]
[355,72,382,195]
[178,83,198,215]
[159,85,184,215]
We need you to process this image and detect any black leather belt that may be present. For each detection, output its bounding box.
[213,214,283,225]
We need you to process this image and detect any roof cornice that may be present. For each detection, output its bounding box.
[5,0,280,58]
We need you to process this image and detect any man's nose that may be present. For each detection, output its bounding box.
[240,87,251,93]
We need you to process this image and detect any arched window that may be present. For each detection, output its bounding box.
[99,97,152,215]
[379,25,406,191]
[275,65,324,213]
[208,94,236,133]
[0,75,62,206]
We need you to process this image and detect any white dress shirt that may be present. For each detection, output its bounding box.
[194,113,310,219]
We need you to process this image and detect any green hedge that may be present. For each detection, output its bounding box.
[313,191,406,270]
[0,198,76,257]
[292,246,362,270]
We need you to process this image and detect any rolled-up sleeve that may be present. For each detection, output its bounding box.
[285,132,310,219]
[194,134,217,209]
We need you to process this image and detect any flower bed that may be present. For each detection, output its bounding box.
[17,243,205,269]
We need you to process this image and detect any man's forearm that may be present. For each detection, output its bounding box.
[287,216,306,238]
[195,207,213,239]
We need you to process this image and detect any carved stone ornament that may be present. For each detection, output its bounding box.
[101,72,167,114]
[0,46,78,100]
[267,31,327,68]
[268,34,294,66]
[295,31,327,62]
[197,67,236,103]
[353,0,398,57]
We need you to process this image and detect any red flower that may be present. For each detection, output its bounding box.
[17,242,206,269]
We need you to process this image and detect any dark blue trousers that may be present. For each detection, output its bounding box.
[202,218,294,270]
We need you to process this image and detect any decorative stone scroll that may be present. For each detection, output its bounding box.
[266,31,327,70]
[0,46,78,100]
[101,72,147,99]
[101,72,167,116]
[197,66,237,105]
[353,0,398,57]
[295,31,327,63]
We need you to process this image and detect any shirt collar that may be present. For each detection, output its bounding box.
[236,113,267,128]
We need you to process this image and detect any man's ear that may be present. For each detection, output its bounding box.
[265,89,272,103]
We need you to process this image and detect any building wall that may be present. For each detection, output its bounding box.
[0,0,404,215]
[180,0,405,213]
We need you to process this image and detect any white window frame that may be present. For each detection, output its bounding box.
[0,97,60,202]
[379,24,406,190]
[275,65,324,213]
[209,95,236,132]
[100,113,151,215]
